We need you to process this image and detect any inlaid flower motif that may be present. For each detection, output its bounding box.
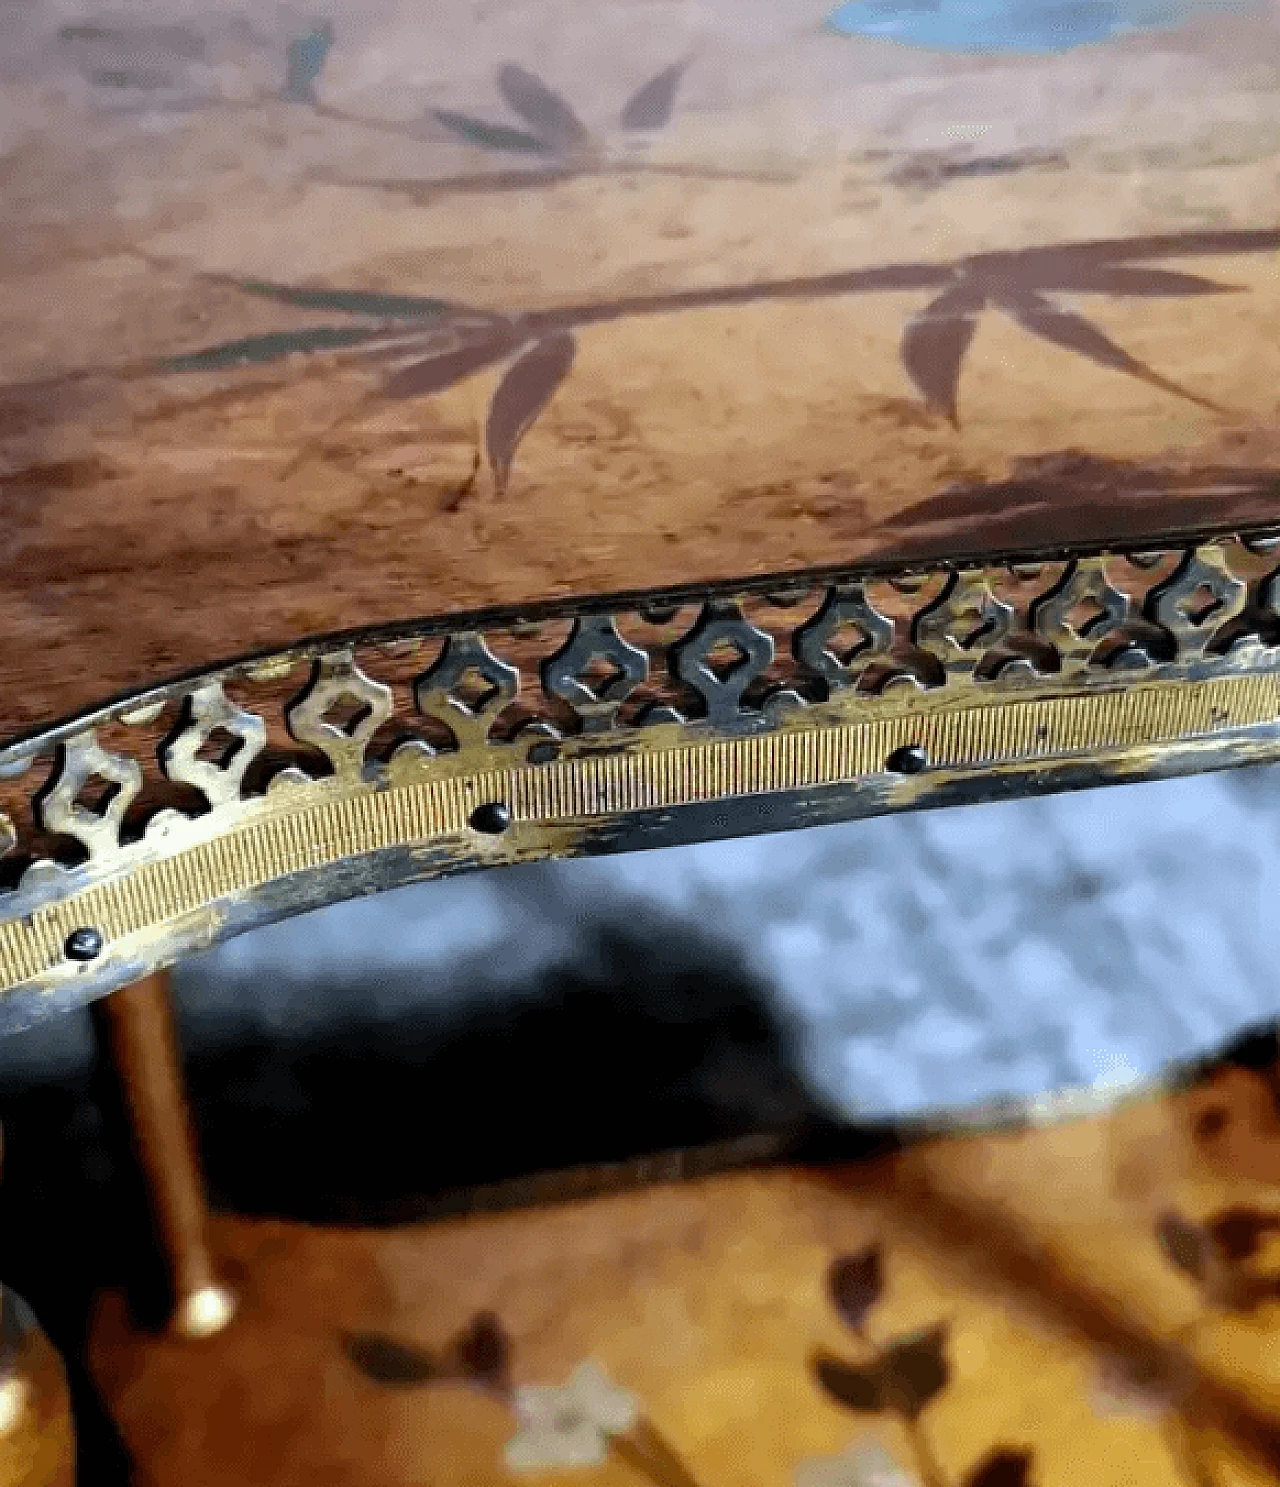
[1089,1351,1183,1423]
[796,1440,921,1487]
[504,1360,640,1470]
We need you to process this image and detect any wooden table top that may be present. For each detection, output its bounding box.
[1,0,1279,1018]
[2,0,1279,733]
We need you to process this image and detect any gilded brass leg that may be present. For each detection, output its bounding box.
[93,973,236,1340]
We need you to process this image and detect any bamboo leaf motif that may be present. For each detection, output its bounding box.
[486,331,577,491]
[993,289,1226,413]
[28,223,1279,483]
[227,278,462,319]
[377,326,526,401]
[1207,1208,1280,1262]
[1155,1210,1209,1281]
[497,64,592,153]
[432,109,552,154]
[619,61,687,130]
[444,1312,512,1392]
[812,1326,949,1420]
[1020,227,1280,266]
[157,324,395,373]
[344,1313,513,1393]
[1014,264,1242,298]
[901,282,985,426]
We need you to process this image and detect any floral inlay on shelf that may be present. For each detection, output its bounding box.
[343,1315,703,1487]
[806,1245,1033,1487]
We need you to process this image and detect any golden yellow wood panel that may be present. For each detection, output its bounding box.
[0,1296,74,1487]
[85,1060,1280,1487]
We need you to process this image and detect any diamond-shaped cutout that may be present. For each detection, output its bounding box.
[450,666,505,716]
[286,650,395,781]
[542,616,648,733]
[72,775,123,820]
[825,621,872,667]
[576,654,627,701]
[703,638,749,682]
[37,730,142,860]
[952,606,997,651]
[916,575,1013,667]
[319,693,376,738]
[1032,558,1130,659]
[193,726,247,770]
[416,633,522,750]
[1150,551,1247,658]
[796,587,894,689]
[162,681,267,808]
[671,601,774,728]
[1181,582,1224,628]
[1065,596,1109,638]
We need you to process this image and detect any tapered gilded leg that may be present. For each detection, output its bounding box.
[93,972,236,1340]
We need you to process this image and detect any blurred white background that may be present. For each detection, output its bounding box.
[1,763,1261,1122]
[6,765,1280,1122]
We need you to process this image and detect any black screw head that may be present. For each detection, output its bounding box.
[64,926,104,962]
[469,801,512,835]
[887,744,929,776]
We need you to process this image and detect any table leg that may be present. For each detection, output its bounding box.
[92,972,236,1340]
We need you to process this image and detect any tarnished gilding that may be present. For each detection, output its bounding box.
[0,532,1279,1024]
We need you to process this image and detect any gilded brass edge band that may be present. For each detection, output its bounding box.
[5,526,1280,1014]
[3,666,1279,1004]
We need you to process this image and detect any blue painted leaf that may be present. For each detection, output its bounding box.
[156,325,389,374]
[229,277,461,319]
[284,22,335,104]
[432,110,551,154]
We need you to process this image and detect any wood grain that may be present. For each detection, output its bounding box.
[2,1,1280,732]
[86,1061,1280,1487]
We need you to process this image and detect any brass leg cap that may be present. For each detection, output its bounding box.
[172,1285,238,1340]
[0,1374,29,1437]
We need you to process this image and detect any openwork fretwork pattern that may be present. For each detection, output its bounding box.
[0,533,1277,904]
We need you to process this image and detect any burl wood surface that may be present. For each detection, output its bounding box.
[87,1060,1280,1487]
[2,2,1280,734]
